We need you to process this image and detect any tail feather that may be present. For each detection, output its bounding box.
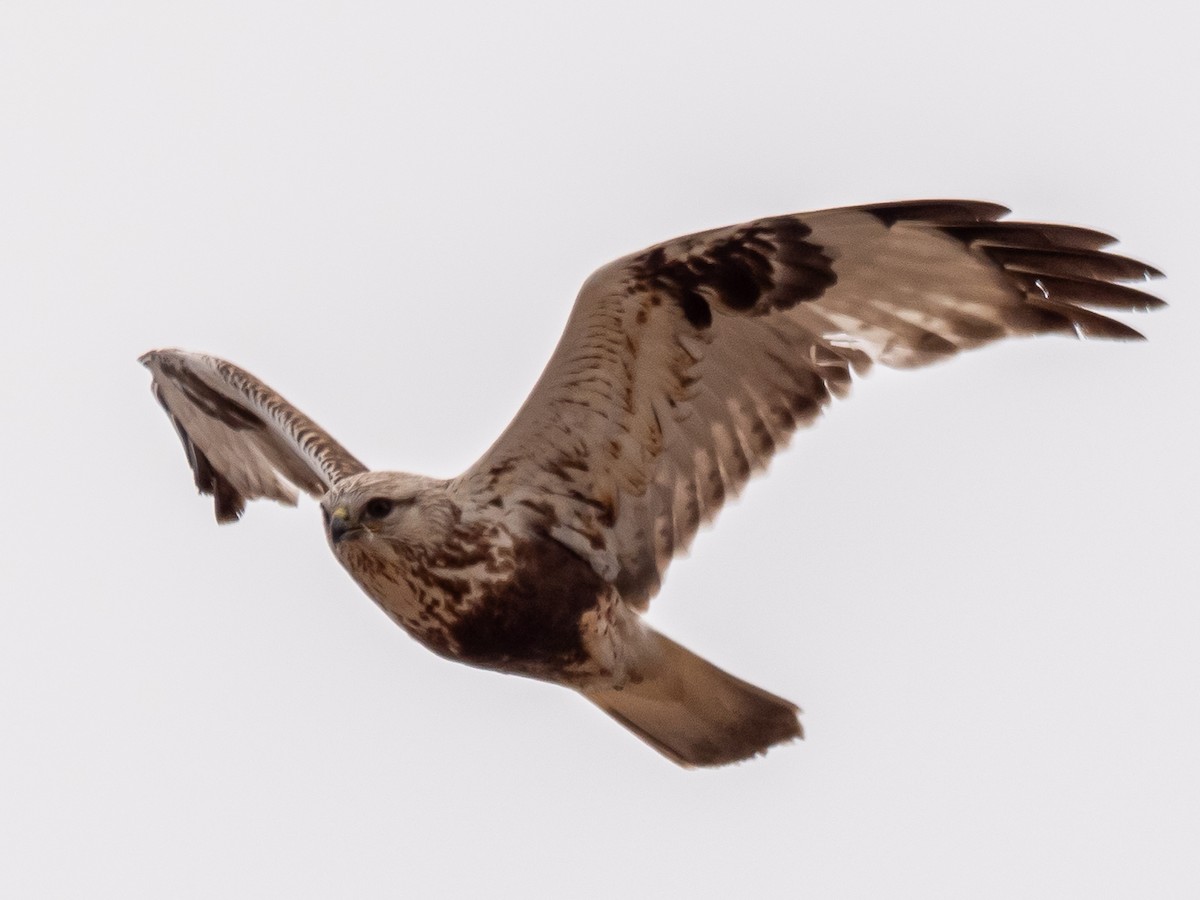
[583,629,802,767]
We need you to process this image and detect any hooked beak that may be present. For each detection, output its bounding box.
[328,506,361,544]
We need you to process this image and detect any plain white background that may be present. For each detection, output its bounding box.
[3,1,1197,896]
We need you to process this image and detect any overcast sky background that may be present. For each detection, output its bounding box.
[3,2,1197,897]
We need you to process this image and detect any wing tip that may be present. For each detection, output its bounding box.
[139,348,202,370]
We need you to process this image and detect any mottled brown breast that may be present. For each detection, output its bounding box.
[448,532,607,671]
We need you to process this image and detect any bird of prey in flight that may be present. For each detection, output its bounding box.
[141,199,1162,767]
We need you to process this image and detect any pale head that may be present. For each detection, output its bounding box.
[321,471,452,551]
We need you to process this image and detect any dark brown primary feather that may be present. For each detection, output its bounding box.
[458,200,1163,606]
[861,198,1013,226]
[151,381,247,522]
[940,221,1118,251]
[141,350,368,522]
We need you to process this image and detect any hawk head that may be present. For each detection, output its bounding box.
[321,471,452,550]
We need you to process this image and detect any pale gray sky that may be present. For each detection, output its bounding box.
[3,1,1197,897]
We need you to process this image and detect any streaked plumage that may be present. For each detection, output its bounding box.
[141,200,1162,766]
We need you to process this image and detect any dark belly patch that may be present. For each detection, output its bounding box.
[449,533,605,669]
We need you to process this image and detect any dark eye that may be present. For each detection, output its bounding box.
[364,498,394,520]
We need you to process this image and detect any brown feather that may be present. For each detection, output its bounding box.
[941,221,1117,251]
[141,350,367,521]
[457,200,1162,606]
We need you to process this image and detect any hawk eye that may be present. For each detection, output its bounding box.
[364,498,394,520]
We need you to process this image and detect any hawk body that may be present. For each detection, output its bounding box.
[141,199,1162,767]
[327,475,617,682]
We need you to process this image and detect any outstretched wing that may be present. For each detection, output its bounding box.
[456,200,1163,607]
[141,349,368,522]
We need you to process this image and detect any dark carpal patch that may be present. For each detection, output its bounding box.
[450,533,605,668]
[629,218,836,326]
